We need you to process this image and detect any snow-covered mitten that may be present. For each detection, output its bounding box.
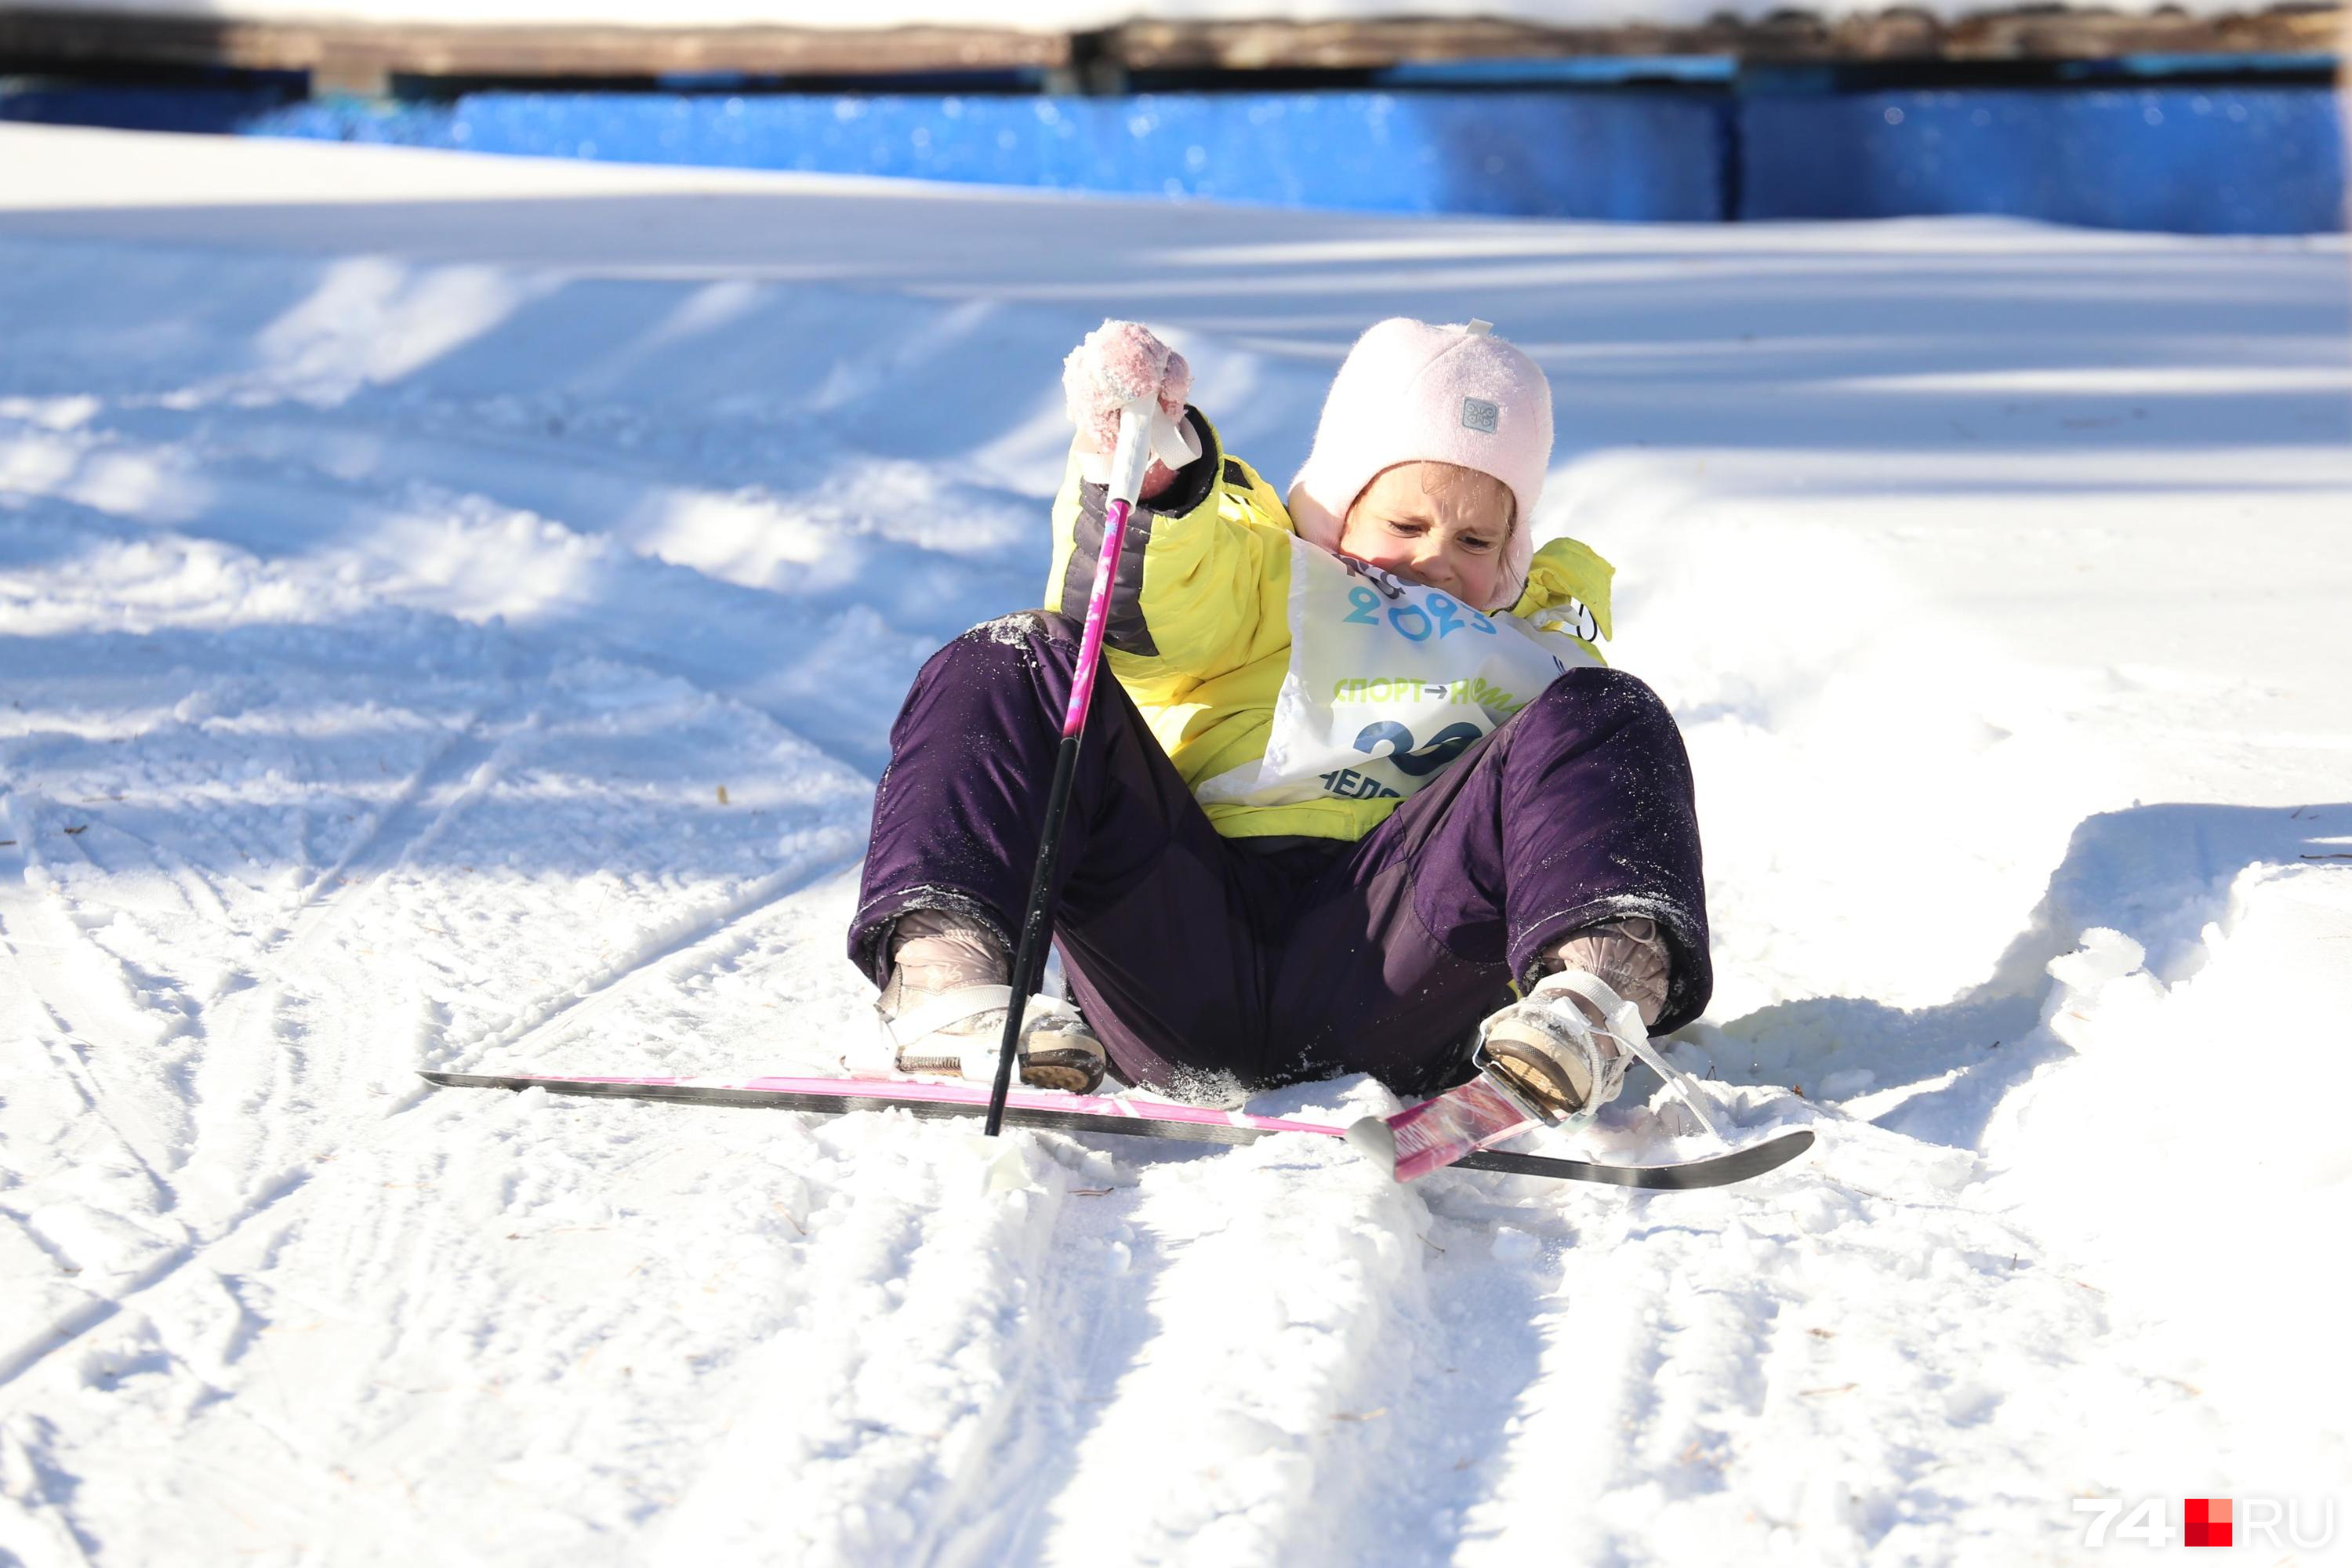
[876,909,1105,1093]
[1062,320,1194,492]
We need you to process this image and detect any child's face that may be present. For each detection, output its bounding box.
[1338,462,1512,609]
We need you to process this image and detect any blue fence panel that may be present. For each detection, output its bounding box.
[0,83,296,134]
[1740,88,2347,234]
[221,91,1728,221]
[5,78,2344,233]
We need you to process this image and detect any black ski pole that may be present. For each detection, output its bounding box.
[985,399,1160,1136]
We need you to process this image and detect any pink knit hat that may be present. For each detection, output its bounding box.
[1287,318,1553,612]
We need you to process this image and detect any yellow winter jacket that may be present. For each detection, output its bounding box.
[1044,410,1615,843]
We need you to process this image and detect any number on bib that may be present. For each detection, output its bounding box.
[1353,719,1484,779]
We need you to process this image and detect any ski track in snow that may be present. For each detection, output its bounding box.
[1,126,2349,1566]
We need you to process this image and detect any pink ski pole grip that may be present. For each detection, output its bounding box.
[1062,400,1156,738]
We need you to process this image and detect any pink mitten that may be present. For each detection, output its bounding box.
[1062,320,1192,463]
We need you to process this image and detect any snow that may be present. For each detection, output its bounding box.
[2,122,2350,1564]
[12,0,2278,32]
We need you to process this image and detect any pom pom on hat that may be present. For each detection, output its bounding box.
[1287,318,1553,612]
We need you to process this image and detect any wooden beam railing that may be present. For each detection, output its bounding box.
[0,5,2339,96]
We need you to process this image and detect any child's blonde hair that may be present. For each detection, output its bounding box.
[1414,461,1517,531]
[1347,460,1519,533]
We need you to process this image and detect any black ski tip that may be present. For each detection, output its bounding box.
[417,1069,520,1091]
[1454,1124,1817,1189]
[1751,1127,1816,1174]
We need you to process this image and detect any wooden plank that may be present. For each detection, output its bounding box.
[1105,8,2345,68]
[1109,17,1748,70]
[1937,5,2346,60]
[0,12,1070,78]
[0,5,2337,83]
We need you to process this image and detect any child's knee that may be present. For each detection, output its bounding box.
[923,611,1084,683]
[955,609,1082,655]
[1533,666,1675,739]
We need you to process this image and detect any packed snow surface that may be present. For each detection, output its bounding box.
[2,124,2350,1566]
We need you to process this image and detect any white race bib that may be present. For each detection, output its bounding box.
[1196,539,1599,808]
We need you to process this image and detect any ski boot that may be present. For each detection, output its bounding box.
[875,911,1105,1093]
[1475,968,1636,1122]
[1477,918,1675,1120]
[1476,969,1722,1142]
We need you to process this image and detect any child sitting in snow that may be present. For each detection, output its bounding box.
[846,318,1710,1121]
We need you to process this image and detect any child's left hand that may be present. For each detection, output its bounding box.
[1062,320,1192,499]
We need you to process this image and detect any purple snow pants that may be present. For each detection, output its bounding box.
[848,612,1711,1098]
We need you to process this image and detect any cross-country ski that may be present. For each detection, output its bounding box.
[419,1070,1818,1189]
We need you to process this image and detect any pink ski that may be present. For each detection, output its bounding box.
[422,1069,1813,1190]
[422,1069,1334,1145]
[1368,1074,1542,1182]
